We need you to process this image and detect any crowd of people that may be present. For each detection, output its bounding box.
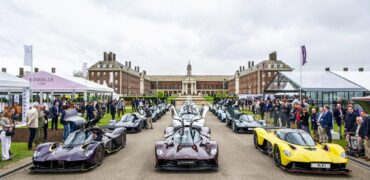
[0,96,167,161]
[217,95,370,161]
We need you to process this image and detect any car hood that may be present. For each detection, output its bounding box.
[236,120,264,127]
[34,145,87,161]
[116,121,138,127]
[173,119,205,127]
[157,144,216,160]
[286,145,347,163]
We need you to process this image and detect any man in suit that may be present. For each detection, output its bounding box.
[362,111,370,161]
[322,105,333,143]
[334,104,346,139]
[50,102,60,130]
[86,102,95,120]
[110,99,117,120]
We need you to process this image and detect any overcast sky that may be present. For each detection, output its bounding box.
[0,0,369,76]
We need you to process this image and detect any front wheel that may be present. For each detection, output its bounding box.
[273,145,281,167]
[232,123,238,133]
[253,132,258,148]
[121,133,126,148]
[137,123,142,132]
[92,145,104,166]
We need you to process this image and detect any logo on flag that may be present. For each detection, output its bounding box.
[24,45,33,67]
[301,45,307,65]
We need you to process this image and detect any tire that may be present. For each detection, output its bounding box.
[232,123,238,133]
[137,123,142,132]
[273,145,281,167]
[265,141,272,156]
[253,132,258,148]
[92,145,104,166]
[121,133,126,148]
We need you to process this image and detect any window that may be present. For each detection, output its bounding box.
[103,64,107,69]
[91,72,94,76]
[115,80,118,84]
[109,64,113,68]
[97,64,101,68]
[97,72,100,77]
[268,72,271,77]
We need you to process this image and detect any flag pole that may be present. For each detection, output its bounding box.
[299,46,302,102]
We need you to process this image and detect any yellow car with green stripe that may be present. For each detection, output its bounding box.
[253,128,350,175]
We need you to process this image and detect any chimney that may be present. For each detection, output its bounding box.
[137,66,140,72]
[269,51,277,61]
[34,68,39,73]
[128,61,131,68]
[1,68,6,73]
[359,67,364,72]
[343,67,348,71]
[251,61,254,66]
[112,53,116,61]
[248,61,251,68]
[125,61,128,67]
[51,67,56,73]
[134,66,137,71]
[243,66,245,70]
[325,67,330,71]
[19,68,24,77]
[107,52,112,61]
[143,70,146,75]
[103,52,108,61]
[239,66,242,71]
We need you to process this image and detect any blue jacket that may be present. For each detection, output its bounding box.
[321,111,333,128]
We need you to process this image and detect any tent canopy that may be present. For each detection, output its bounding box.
[0,71,30,90]
[331,71,370,92]
[265,71,367,93]
[23,71,113,93]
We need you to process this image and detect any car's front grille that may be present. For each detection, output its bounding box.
[34,160,86,169]
[287,162,346,171]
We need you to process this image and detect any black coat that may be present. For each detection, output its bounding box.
[300,112,309,127]
[344,112,357,132]
[365,116,370,138]
[50,106,59,119]
[333,108,346,125]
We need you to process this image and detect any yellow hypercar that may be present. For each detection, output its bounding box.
[253,128,350,175]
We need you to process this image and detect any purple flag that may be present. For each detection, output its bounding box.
[301,45,307,65]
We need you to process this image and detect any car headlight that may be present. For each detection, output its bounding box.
[283,150,292,157]
[33,151,41,158]
[85,149,95,157]
[210,148,217,155]
[341,152,347,158]
[156,149,163,155]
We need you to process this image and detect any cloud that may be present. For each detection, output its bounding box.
[0,0,369,76]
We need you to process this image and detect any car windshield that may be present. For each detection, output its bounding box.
[285,132,315,146]
[173,128,201,145]
[121,115,135,122]
[240,115,254,121]
[63,131,91,146]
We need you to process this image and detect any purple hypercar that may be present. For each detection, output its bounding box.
[31,116,126,172]
[155,124,218,170]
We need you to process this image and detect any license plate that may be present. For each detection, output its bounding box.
[177,160,195,165]
[311,163,331,169]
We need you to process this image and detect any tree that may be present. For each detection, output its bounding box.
[73,70,86,79]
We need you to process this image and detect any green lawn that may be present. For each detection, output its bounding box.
[203,96,214,104]
[0,143,33,169]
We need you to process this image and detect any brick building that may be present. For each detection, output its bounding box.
[89,51,292,96]
[147,62,232,96]
[88,52,143,95]
[228,52,293,95]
